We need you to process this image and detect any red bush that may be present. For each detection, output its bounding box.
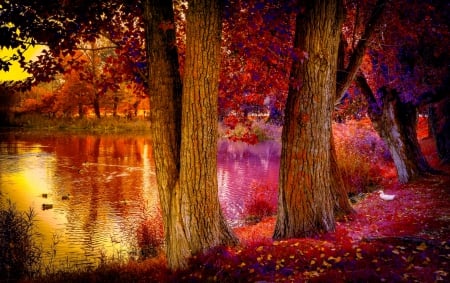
[243,182,277,224]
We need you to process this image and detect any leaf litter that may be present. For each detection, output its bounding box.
[183,155,450,282]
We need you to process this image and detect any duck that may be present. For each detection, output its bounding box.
[61,194,70,200]
[378,190,396,201]
[42,203,53,210]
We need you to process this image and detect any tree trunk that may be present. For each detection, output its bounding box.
[331,6,353,218]
[356,75,434,183]
[180,0,237,254]
[329,0,387,216]
[93,94,101,118]
[273,0,341,239]
[429,97,450,163]
[143,0,188,270]
[330,133,354,218]
[78,102,84,118]
[113,95,118,117]
[143,0,237,270]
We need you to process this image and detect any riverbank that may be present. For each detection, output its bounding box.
[4,114,152,133]
[2,117,448,282]
[32,167,450,282]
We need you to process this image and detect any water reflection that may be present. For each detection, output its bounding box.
[0,131,280,268]
[218,140,280,225]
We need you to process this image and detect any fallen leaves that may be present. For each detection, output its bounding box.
[416,242,428,251]
[182,171,450,282]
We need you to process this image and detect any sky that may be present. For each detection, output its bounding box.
[0,46,44,81]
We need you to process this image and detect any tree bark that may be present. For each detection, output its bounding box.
[329,0,387,217]
[356,74,434,183]
[330,133,354,218]
[330,6,353,218]
[180,0,237,254]
[273,0,341,239]
[143,0,237,270]
[143,0,188,270]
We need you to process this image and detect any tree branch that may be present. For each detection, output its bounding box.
[336,0,388,104]
[355,72,380,115]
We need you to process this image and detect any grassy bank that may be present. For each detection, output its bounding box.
[6,114,152,134]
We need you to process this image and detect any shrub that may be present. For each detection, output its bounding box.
[136,207,165,259]
[243,182,277,224]
[0,199,42,281]
[220,120,281,144]
[334,120,390,194]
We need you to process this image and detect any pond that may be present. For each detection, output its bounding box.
[0,131,280,269]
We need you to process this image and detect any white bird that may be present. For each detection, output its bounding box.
[378,190,396,201]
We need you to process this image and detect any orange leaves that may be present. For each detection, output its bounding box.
[416,242,428,251]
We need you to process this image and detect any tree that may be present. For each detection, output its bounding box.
[273,0,343,239]
[219,0,295,126]
[350,0,449,182]
[2,0,237,270]
[356,75,435,183]
[330,0,387,214]
[143,0,237,270]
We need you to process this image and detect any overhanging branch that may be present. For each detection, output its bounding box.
[335,0,388,105]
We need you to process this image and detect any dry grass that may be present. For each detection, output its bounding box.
[334,118,393,194]
[8,114,151,133]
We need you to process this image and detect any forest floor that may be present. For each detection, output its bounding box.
[34,118,450,283]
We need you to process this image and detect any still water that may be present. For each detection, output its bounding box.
[0,131,279,268]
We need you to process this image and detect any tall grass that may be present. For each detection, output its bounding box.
[0,199,42,281]
[334,120,392,194]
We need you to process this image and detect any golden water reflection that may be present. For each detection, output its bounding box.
[0,132,280,270]
[0,132,158,267]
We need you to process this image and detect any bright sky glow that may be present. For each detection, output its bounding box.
[0,46,45,81]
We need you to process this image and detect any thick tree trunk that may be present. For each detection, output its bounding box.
[180,0,237,254]
[143,0,188,270]
[273,0,341,239]
[143,0,237,270]
[356,75,434,183]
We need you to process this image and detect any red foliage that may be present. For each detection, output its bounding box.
[228,132,259,145]
[243,182,277,224]
[174,121,450,282]
[178,170,449,282]
[136,208,165,259]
